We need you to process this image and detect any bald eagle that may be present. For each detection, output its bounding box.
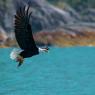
[10,6,49,67]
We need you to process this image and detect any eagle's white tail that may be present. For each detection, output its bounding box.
[10,49,21,60]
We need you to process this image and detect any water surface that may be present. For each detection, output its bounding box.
[0,47,95,95]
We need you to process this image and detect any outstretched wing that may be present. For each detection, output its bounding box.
[14,6,37,50]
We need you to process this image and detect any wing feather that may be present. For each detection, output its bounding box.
[14,6,38,51]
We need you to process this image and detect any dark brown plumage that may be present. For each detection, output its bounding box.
[14,6,39,66]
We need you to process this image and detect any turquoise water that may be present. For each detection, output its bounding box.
[0,47,95,95]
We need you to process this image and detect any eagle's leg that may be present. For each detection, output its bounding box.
[16,55,24,67]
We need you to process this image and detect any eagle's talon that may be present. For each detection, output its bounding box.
[16,55,24,67]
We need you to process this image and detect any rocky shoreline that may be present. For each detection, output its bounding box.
[1,29,95,48]
[34,30,95,47]
[1,0,95,48]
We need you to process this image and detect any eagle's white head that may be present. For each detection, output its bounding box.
[38,47,49,52]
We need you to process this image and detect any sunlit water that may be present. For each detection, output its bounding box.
[0,47,95,95]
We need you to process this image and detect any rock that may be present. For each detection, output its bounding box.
[0,26,8,42]
[34,30,95,47]
[1,0,95,33]
[14,0,81,32]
